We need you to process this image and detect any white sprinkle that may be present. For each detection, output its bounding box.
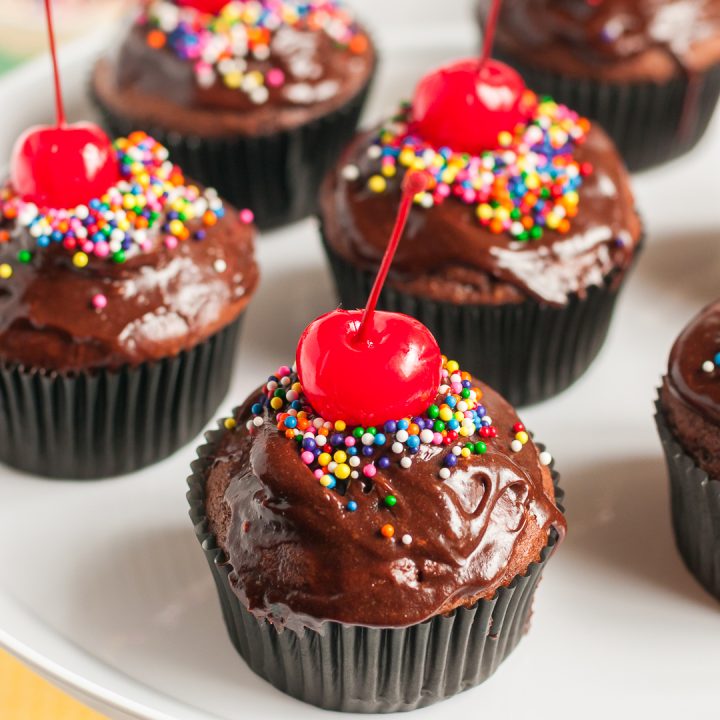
[367,145,382,159]
[482,415,492,425]
[395,429,409,443]
[266,380,278,391]
[401,534,413,545]
[419,429,434,444]
[539,451,552,466]
[214,259,227,273]
[452,445,462,456]
[351,471,359,479]
[392,442,404,454]
[341,164,360,181]
[420,194,434,209]
[252,416,263,427]
[439,468,451,480]
[245,420,254,431]
[280,376,291,386]
[349,456,361,467]
[511,440,523,453]
[315,435,327,447]
[286,390,298,402]
[702,360,715,373]
[328,462,338,473]
[457,401,468,412]
[361,433,375,446]
[250,86,270,104]
[400,457,412,469]
[253,45,270,61]
[439,385,450,395]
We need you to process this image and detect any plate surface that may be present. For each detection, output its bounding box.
[2,5,720,719]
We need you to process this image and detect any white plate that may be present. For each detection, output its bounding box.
[2,6,720,720]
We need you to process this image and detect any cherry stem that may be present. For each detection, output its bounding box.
[480,0,502,67]
[356,171,429,343]
[44,0,66,127]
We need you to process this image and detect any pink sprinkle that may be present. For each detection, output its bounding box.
[344,436,356,447]
[239,208,254,225]
[266,68,285,88]
[451,382,463,393]
[277,365,291,377]
[94,242,110,258]
[141,240,153,252]
[363,464,376,478]
[165,236,178,250]
[432,432,443,445]
[313,469,324,479]
[91,293,108,310]
[82,241,94,254]
[301,451,314,464]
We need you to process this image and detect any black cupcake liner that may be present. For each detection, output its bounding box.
[320,231,641,407]
[90,76,374,230]
[188,421,564,713]
[497,56,720,171]
[655,399,720,601]
[0,318,242,480]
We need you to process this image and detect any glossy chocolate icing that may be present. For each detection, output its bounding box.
[0,206,257,372]
[483,0,720,80]
[203,380,565,631]
[666,300,720,424]
[320,125,641,307]
[92,16,375,137]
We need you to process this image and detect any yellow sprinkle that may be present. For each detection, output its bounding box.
[333,450,348,464]
[368,175,387,193]
[381,164,397,178]
[477,204,493,221]
[399,149,416,167]
[318,452,332,467]
[516,431,529,445]
[446,360,459,373]
[319,475,333,487]
[72,252,89,268]
[458,427,470,437]
[334,420,346,432]
[0,263,12,279]
[461,447,471,458]
[270,397,283,410]
[334,464,351,480]
[498,131,513,147]
[439,407,453,422]
[224,418,237,430]
[292,382,302,394]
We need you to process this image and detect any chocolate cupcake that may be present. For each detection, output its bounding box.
[189,171,565,711]
[478,0,720,170]
[91,0,376,229]
[656,300,720,600]
[319,55,643,406]
[0,129,258,479]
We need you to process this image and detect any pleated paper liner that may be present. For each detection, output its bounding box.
[188,421,564,713]
[497,57,720,172]
[0,318,242,480]
[320,231,642,407]
[655,398,720,601]
[90,76,374,230]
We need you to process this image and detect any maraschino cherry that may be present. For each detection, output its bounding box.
[411,0,530,155]
[176,0,229,13]
[296,172,443,426]
[10,0,119,209]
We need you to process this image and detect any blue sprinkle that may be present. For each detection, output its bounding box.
[406,435,420,450]
[374,433,386,446]
[397,419,409,431]
[347,501,357,512]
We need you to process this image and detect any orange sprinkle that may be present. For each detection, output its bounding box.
[146,29,167,49]
[408,423,420,436]
[381,524,395,539]
[203,211,218,227]
[349,34,368,54]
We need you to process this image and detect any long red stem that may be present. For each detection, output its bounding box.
[356,171,428,342]
[480,0,502,66]
[44,0,66,127]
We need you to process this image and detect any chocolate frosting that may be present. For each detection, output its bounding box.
[320,125,641,307]
[0,208,257,372]
[483,0,720,80]
[204,381,565,631]
[666,300,720,424]
[93,14,375,137]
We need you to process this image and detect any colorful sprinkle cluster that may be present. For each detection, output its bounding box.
[347,97,592,241]
[235,357,552,540]
[701,352,720,374]
[141,0,368,102]
[0,132,247,274]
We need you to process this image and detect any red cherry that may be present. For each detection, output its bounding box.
[10,123,119,209]
[296,309,442,426]
[176,0,229,13]
[411,57,530,155]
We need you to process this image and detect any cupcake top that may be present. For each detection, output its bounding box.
[486,0,720,80]
[321,91,641,307]
[93,0,376,136]
[0,131,258,371]
[661,300,720,478]
[202,355,565,631]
